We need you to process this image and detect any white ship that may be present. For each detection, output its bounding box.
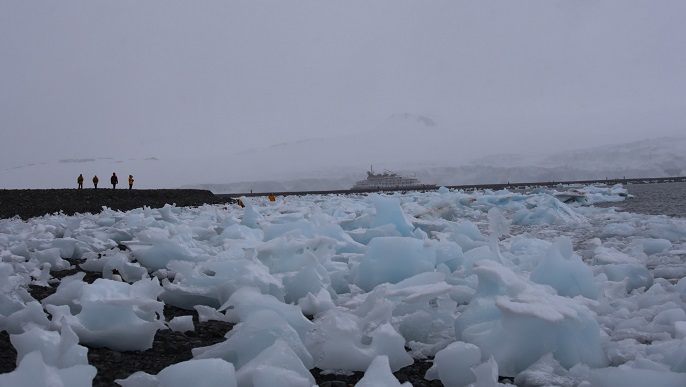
[351,166,436,191]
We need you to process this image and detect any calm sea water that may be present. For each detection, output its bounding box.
[596,182,686,218]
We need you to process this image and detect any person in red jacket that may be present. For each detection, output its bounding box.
[111,173,118,189]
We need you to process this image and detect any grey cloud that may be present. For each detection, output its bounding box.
[59,158,114,164]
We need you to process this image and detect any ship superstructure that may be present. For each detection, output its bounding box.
[351,166,435,191]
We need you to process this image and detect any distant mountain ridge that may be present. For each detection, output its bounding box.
[3,111,684,191]
[187,136,686,194]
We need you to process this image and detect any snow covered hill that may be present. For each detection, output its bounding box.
[188,133,686,194]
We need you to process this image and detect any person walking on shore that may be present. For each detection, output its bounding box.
[92,175,99,189]
[128,175,134,190]
[111,173,118,189]
[77,174,84,189]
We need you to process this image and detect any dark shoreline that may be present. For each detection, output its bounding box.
[0,189,230,220]
[3,177,685,220]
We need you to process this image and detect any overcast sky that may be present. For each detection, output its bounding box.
[1,0,685,188]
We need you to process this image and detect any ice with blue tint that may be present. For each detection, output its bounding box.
[10,323,88,372]
[2,183,686,386]
[4,301,52,335]
[0,351,96,387]
[80,250,148,283]
[304,305,413,372]
[513,196,588,225]
[0,262,33,330]
[633,238,673,255]
[235,339,315,387]
[531,237,598,299]
[369,194,416,237]
[455,260,608,376]
[584,365,686,387]
[127,227,211,271]
[159,257,284,310]
[425,341,482,386]
[44,277,166,351]
[193,309,313,370]
[117,358,237,387]
[356,355,412,387]
[240,197,262,228]
[193,287,314,370]
[353,236,436,291]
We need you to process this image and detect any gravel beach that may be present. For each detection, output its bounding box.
[0,188,229,220]
[0,189,443,386]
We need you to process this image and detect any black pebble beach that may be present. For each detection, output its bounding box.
[0,188,230,220]
[0,189,443,386]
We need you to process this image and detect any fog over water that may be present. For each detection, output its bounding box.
[1,1,685,189]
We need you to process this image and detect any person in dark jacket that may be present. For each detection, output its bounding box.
[92,175,99,189]
[111,173,118,189]
[128,175,134,189]
[77,174,84,189]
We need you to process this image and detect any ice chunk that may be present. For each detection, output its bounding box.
[369,194,416,237]
[129,228,207,271]
[305,307,413,372]
[356,355,411,387]
[455,260,608,376]
[34,248,71,271]
[596,264,653,293]
[513,196,587,225]
[353,237,436,292]
[531,237,598,299]
[601,223,637,238]
[235,339,314,386]
[194,305,231,323]
[487,207,511,240]
[297,288,336,316]
[193,309,313,370]
[631,238,672,255]
[41,272,88,315]
[514,353,575,387]
[220,286,313,339]
[588,366,686,387]
[167,315,194,332]
[116,358,237,387]
[46,278,165,351]
[5,301,52,334]
[425,341,481,386]
[240,197,263,229]
[468,356,506,387]
[0,351,96,387]
[157,358,237,387]
[161,256,284,310]
[10,324,88,368]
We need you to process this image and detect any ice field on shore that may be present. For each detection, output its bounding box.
[2,184,686,386]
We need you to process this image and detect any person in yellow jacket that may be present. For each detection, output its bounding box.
[237,199,245,208]
[92,175,99,189]
[268,194,276,202]
[77,174,84,189]
[128,175,134,190]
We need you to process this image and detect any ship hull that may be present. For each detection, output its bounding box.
[350,183,437,191]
